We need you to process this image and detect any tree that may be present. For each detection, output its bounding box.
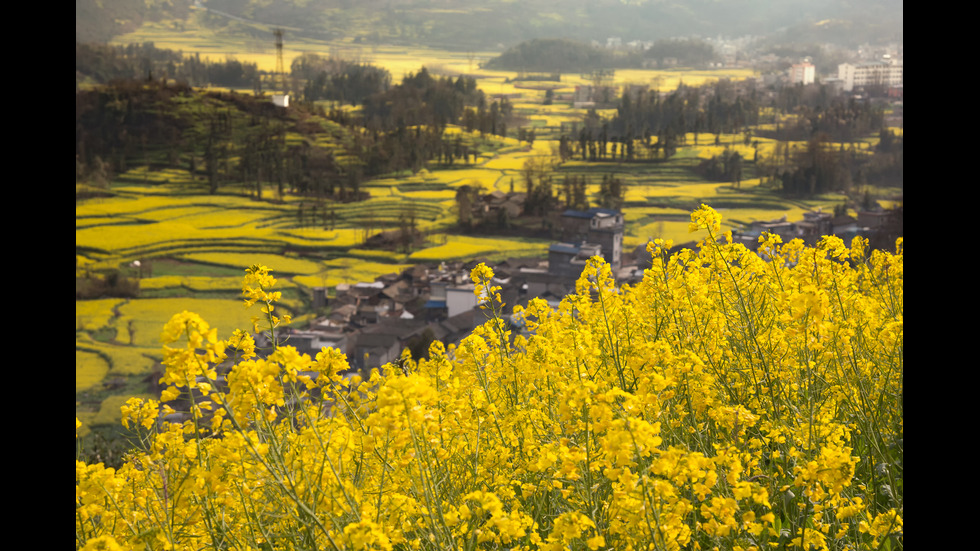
[455,184,479,229]
[397,205,419,254]
[597,174,624,209]
[729,151,743,188]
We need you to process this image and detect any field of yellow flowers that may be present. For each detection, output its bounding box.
[76,206,902,551]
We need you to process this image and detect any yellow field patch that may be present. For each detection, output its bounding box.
[138,275,245,292]
[76,299,125,331]
[76,216,136,229]
[118,298,265,348]
[722,205,838,226]
[399,190,457,201]
[429,168,506,188]
[120,166,197,186]
[91,394,142,427]
[294,257,410,288]
[409,235,549,262]
[178,209,281,228]
[693,143,757,159]
[640,181,729,199]
[120,205,228,222]
[627,220,700,249]
[76,334,160,376]
[604,68,759,91]
[76,349,110,393]
[274,228,371,248]
[179,253,323,275]
[480,153,538,171]
[77,193,271,218]
[76,222,270,254]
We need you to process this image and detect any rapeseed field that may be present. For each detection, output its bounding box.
[77,206,903,550]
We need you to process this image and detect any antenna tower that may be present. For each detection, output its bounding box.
[271,28,289,107]
[274,28,286,94]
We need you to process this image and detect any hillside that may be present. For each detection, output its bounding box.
[77,0,903,49]
[484,38,723,73]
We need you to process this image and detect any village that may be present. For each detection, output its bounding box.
[270,203,901,373]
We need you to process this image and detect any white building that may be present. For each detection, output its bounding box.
[446,284,486,318]
[789,62,815,85]
[272,94,289,108]
[838,57,903,92]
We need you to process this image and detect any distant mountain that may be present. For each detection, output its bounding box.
[76,0,194,43]
[77,0,903,50]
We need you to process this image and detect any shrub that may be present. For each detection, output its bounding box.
[76,206,903,550]
[75,270,140,299]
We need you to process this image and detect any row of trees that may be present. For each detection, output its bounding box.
[290,53,392,104]
[556,125,680,163]
[76,42,261,89]
[753,130,903,197]
[610,80,761,142]
[362,68,482,130]
[638,38,720,68]
[760,95,886,142]
[552,78,895,201]
[484,38,618,73]
[551,81,762,165]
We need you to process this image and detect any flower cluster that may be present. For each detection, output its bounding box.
[77,206,902,550]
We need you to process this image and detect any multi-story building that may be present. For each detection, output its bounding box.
[559,208,624,270]
[790,61,815,85]
[838,56,903,92]
[545,208,625,280]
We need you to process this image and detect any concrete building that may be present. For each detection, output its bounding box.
[283,329,348,358]
[446,284,487,318]
[548,242,602,279]
[838,57,903,92]
[790,62,815,85]
[560,208,624,270]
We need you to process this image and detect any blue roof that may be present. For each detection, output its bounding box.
[549,243,581,254]
[424,300,447,309]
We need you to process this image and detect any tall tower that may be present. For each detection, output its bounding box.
[272,28,289,107]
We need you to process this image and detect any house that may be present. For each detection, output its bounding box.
[797,210,833,244]
[559,208,624,269]
[858,209,900,231]
[479,191,526,219]
[548,242,602,279]
[446,284,485,318]
[733,215,798,249]
[283,329,349,358]
[351,332,401,371]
